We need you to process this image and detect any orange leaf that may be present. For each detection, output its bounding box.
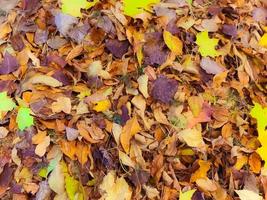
[76,142,90,166]
[120,116,141,153]
[191,160,211,182]
[59,140,77,160]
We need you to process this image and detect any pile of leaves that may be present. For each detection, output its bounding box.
[0,0,266,199]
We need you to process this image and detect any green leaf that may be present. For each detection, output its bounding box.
[179,189,196,200]
[65,175,84,200]
[16,107,34,131]
[195,31,219,57]
[61,0,99,17]
[0,92,16,114]
[123,0,160,17]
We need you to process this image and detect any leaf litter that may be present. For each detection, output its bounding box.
[0,0,266,199]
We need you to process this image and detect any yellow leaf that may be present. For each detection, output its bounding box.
[259,33,267,48]
[163,30,183,55]
[234,154,248,170]
[123,0,160,18]
[196,31,219,57]
[99,171,132,200]
[250,103,267,169]
[61,0,99,17]
[179,189,196,200]
[235,190,263,200]
[188,96,203,117]
[93,99,111,112]
[178,128,205,148]
[191,160,210,182]
[120,116,141,153]
[119,151,136,168]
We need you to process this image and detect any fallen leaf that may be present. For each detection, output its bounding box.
[179,189,196,200]
[191,160,211,182]
[30,75,63,87]
[151,75,178,104]
[137,74,149,98]
[196,31,219,57]
[163,30,183,55]
[0,91,16,119]
[250,103,267,169]
[235,190,263,200]
[123,0,160,17]
[51,97,72,114]
[65,175,84,200]
[35,136,50,157]
[16,107,34,131]
[61,0,99,17]
[200,57,225,75]
[120,116,141,153]
[259,33,267,48]
[93,99,111,112]
[99,171,132,200]
[0,52,19,74]
[119,150,136,168]
[178,128,205,148]
[48,163,67,198]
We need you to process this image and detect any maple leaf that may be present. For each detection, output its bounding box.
[61,0,99,17]
[195,31,219,57]
[99,171,132,200]
[250,103,267,169]
[16,107,34,131]
[123,0,160,17]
